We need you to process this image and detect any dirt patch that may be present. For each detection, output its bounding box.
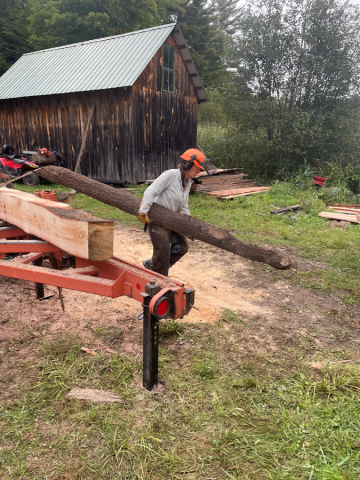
[331,220,349,230]
[0,224,359,362]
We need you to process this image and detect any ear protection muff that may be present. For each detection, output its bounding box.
[183,154,198,170]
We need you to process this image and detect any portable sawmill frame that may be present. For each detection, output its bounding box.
[0,223,195,390]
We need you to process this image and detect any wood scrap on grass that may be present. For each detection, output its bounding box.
[318,211,360,224]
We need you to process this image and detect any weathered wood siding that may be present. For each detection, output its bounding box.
[0,34,198,183]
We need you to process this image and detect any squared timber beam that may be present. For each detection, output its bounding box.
[0,189,114,261]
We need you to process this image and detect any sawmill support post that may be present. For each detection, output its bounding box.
[141,281,161,390]
[33,256,44,299]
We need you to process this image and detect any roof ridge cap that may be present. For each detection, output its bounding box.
[23,23,176,57]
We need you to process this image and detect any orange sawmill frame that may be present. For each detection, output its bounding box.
[0,226,195,389]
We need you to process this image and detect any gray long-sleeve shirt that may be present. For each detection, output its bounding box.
[140,169,193,216]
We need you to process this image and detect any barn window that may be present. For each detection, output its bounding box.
[162,44,175,92]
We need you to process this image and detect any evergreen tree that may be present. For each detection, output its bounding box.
[213,0,243,68]
[0,0,31,75]
[178,0,226,87]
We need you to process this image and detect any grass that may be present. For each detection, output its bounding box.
[1,322,360,479]
[14,180,360,304]
[2,177,360,477]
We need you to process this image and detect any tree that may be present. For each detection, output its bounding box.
[0,0,32,75]
[234,0,360,174]
[26,0,183,51]
[27,0,115,51]
[212,0,243,68]
[178,0,227,87]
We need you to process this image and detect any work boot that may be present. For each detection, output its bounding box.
[143,259,153,271]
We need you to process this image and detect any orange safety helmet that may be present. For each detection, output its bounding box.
[180,148,217,175]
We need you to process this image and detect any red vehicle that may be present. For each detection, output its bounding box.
[0,145,63,186]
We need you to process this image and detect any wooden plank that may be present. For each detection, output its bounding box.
[74,103,95,174]
[329,206,360,214]
[206,187,270,197]
[328,203,360,209]
[271,205,301,215]
[215,190,271,199]
[0,189,114,261]
[318,212,360,223]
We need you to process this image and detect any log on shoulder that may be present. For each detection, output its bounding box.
[0,188,114,261]
[35,167,291,270]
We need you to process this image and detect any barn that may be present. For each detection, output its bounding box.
[0,23,208,183]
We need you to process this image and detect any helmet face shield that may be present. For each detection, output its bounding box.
[195,157,218,175]
[203,160,218,175]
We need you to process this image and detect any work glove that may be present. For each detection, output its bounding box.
[137,212,151,224]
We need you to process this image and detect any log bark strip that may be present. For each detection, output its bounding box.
[36,166,291,270]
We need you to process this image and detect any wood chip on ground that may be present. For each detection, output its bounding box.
[67,388,124,403]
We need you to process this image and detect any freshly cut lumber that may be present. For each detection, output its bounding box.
[216,191,270,199]
[0,188,114,261]
[328,203,360,209]
[207,187,270,197]
[35,167,291,270]
[271,205,301,215]
[328,204,360,214]
[318,212,360,223]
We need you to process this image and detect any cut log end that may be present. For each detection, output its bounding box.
[88,223,114,262]
[268,255,291,270]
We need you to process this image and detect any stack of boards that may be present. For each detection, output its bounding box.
[193,169,270,199]
[318,204,360,224]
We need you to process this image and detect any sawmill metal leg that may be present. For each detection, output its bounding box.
[142,281,161,391]
[33,256,45,299]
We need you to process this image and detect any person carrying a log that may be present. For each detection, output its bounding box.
[137,149,217,276]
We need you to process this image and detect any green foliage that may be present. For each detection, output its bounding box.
[0,0,228,87]
[0,0,32,75]
[198,0,360,185]
[178,0,227,87]
[211,0,244,68]
[197,121,270,177]
[218,308,244,324]
[159,319,185,338]
[3,325,360,478]
[27,0,114,51]
[197,88,229,125]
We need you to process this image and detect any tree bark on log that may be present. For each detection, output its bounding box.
[36,166,291,270]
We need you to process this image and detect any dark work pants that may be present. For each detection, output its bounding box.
[148,224,189,277]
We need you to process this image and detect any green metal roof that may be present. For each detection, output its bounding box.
[0,23,207,101]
